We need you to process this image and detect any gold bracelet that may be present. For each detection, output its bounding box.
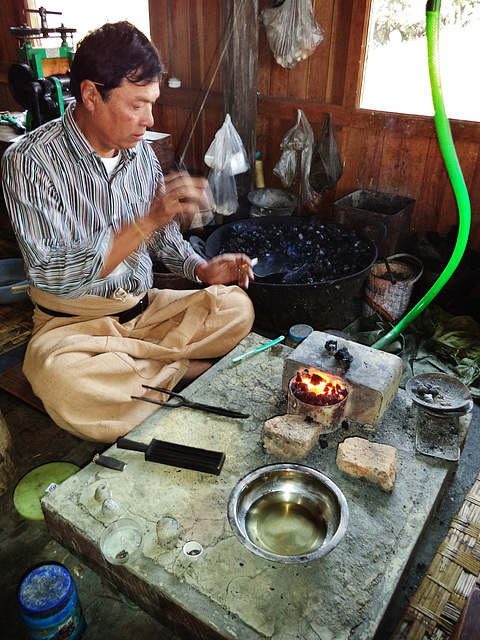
[133,220,148,241]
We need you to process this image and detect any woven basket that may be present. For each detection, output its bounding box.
[391,473,480,639]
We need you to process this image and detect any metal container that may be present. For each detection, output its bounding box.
[287,375,349,434]
[363,253,423,322]
[228,463,349,563]
[247,188,301,217]
[205,216,383,333]
[406,373,473,461]
[333,190,415,256]
[0,258,29,303]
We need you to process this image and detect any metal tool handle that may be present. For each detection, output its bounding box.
[139,386,249,418]
[116,437,148,453]
[142,385,183,398]
[187,401,248,418]
[11,284,29,294]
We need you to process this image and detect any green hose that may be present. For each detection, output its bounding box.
[372,0,471,350]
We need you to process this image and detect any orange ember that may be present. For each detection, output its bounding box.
[291,368,348,406]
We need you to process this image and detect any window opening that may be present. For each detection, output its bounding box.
[361,0,480,122]
[26,0,151,48]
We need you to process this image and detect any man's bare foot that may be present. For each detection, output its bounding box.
[183,359,213,381]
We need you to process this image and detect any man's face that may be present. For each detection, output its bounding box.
[90,78,160,156]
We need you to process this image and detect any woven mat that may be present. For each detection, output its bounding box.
[0,298,33,356]
[390,472,480,639]
[0,297,44,412]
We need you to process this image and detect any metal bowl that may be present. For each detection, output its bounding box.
[228,463,349,563]
[247,188,301,217]
[406,372,472,413]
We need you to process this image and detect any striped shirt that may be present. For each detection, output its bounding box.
[1,104,204,299]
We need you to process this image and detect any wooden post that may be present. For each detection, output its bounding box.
[222,0,259,197]
[0,409,16,496]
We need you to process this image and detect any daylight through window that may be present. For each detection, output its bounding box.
[27,0,150,48]
[361,0,480,123]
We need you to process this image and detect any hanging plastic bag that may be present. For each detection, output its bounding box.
[261,0,324,69]
[273,109,315,206]
[204,114,249,216]
[309,113,344,195]
[204,114,248,174]
[272,114,306,187]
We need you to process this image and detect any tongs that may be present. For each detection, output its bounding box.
[132,385,249,419]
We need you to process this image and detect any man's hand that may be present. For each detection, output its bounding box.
[145,171,212,233]
[100,170,212,278]
[196,254,254,290]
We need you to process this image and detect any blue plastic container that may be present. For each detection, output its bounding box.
[286,323,314,348]
[18,564,86,640]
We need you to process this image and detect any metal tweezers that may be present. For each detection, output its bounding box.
[132,385,250,419]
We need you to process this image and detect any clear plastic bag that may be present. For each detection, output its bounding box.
[261,0,324,69]
[207,171,239,217]
[204,114,249,216]
[273,109,315,206]
[309,113,344,195]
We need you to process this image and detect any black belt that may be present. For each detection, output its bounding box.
[36,294,149,324]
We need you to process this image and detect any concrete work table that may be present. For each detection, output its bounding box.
[42,332,456,640]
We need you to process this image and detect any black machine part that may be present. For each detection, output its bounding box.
[11,8,76,43]
[8,63,74,130]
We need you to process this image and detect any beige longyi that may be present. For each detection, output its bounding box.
[24,285,254,442]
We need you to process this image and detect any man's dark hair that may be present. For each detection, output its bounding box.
[70,21,164,102]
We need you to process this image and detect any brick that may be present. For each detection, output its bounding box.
[336,437,397,493]
[262,414,323,457]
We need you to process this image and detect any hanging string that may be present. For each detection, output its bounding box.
[166,0,175,80]
[179,0,248,164]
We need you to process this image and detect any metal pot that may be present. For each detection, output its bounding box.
[247,188,301,217]
[0,258,29,304]
[204,216,384,332]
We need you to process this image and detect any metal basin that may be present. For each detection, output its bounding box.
[0,258,29,303]
[204,216,384,332]
[228,463,349,563]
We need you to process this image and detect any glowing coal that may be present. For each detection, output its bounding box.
[291,368,348,407]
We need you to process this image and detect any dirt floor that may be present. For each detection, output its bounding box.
[0,389,181,640]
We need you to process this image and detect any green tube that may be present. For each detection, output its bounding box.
[372,0,471,350]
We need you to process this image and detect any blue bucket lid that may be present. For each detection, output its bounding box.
[288,324,314,342]
[19,564,72,615]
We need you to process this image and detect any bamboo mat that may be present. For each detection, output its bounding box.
[0,298,33,357]
[0,297,45,412]
[390,472,480,639]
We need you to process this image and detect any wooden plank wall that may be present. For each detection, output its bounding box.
[0,1,478,251]
[149,0,224,171]
[148,0,480,253]
[0,0,25,111]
